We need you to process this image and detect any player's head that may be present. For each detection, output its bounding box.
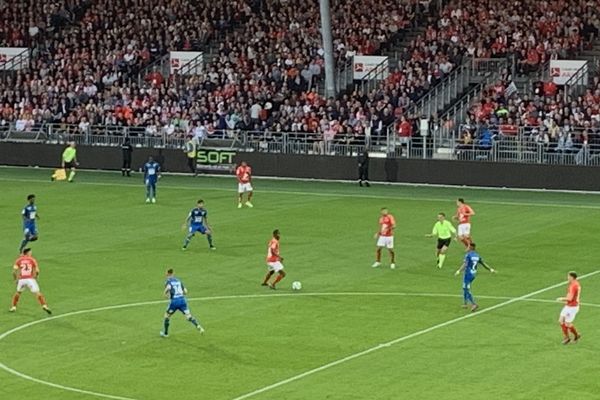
[166,268,174,277]
[273,229,280,240]
[197,199,204,207]
[69,141,76,148]
[148,156,154,162]
[27,194,35,204]
[380,207,388,216]
[568,271,577,281]
[437,212,446,221]
[240,161,247,167]
[469,242,476,250]
[22,248,31,255]
[457,198,465,206]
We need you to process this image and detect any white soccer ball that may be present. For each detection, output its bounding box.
[292,281,302,291]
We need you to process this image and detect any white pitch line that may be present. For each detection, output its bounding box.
[230,270,600,400]
[1,175,600,210]
[2,288,600,400]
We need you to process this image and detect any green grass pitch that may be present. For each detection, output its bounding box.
[1,166,600,400]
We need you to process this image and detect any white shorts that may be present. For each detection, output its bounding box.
[267,261,284,272]
[238,183,253,193]
[376,235,394,249]
[17,278,40,293]
[458,223,471,237]
[560,305,580,323]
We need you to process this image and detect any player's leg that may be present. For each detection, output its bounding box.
[10,288,23,312]
[462,280,476,307]
[29,280,51,314]
[67,166,76,182]
[161,311,173,337]
[238,185,244,208]
[122,159,127,176]
[372,245,382,267]
[246,190,253,207]
[558,312,571,343]
[182,226,196,249]
[438,243,449,269]
[151,182,157,203]
[203,227,215,249]
[262,270,274,286]
[145,180,152,202]
[19,230,30,253]
[183,309,204,333]
[270,269,286,289]
[388,249,396,269]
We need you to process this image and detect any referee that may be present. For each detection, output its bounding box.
[61,142,78,182]
[184,135,197,176]
[426,212,457,269]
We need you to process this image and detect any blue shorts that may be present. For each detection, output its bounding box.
[145,177,157,186]
[463,275,476,289]
[189,224,207,234]
[166,298,190,315]
[24,224,38,237]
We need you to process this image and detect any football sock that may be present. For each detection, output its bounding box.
[390,251,395,264]
[207,234,214,247]
[438,254,447,268]
[37,294,47,307]
[569,326,579,337]
[163,318,170,335]
[12,293,20,307]
[68,171,76,181]
[19,239,28,253]
[375,248,381,262]
[183,234,193,248]
[561,323,570,338]
[273,274,284,285]
[263,271,274,284]
[463,288,474,304]
[188,317,199,328]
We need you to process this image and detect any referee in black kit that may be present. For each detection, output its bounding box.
[358,149,370,187]
[121,137,133,177]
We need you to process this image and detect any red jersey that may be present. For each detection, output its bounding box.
[456,204,474,224]
[566,280,581,307]
[266,238,280,262]
[14,255,39,279]
[236,165,252,184]
[378,214,396,237]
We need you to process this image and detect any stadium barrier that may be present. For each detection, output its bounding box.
[2,142,600,191]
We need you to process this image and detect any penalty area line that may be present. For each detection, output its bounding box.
[230,270,600,400]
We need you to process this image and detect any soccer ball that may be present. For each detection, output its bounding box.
[292,281,302,291]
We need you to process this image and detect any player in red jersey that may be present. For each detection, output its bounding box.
[10,248,52,314]
[236,161,254,208]
[557,271,582,345]
[372,207,396,269]
[454,198,475,248]
[262,229,286,289]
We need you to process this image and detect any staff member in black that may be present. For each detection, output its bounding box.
[358,150,370,187]
[121,138,133,177]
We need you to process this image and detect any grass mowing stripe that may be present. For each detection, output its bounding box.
[230,270,600,400]
[1,175,600,210]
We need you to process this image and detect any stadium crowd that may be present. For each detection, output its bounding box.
[0,0,599,147]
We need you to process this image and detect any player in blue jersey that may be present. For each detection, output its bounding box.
[143,156,161,203]
[454,243,496,312]
[160,268,204,337]
[19,194,40,253]
[182,199,216,251]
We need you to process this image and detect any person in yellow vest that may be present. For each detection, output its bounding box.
[61,142,78,182]
[185,135,197,176]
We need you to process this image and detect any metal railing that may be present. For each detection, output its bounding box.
[0,48,30,78]
[355,58,388,94]
[175,53,204,76]
[137,54,170,86]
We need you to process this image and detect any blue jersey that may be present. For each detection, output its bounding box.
[464,251,483,280]
[144,161,161,183]
[22,204,37,228]
[189,207,207,226]
[165,277,189,314]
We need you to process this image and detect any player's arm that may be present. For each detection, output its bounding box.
[425,224,437,238]
[448,222,457,240]
[181,212,192,230]
[479,260,495,273]
[204,215,213,231]
[466,206,475,216]
[12,265,19,282]
[557,287,575,303]
[164,284,171,299]
[454,260,466,276]
[157,164,162,179]
[61,150,66,168]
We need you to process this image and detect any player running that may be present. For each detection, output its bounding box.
[10,248,52,314]
[19,194,40,253]
[143,156,161,203]
[182,199,216,251]
[454,198,475,248]
[372,207,396,269]
[557,271,582,345]
[262,229,286,289]
[454,243,495,312]
[425,212,457,269]
[236,161,254,208]
[160,268,204,337]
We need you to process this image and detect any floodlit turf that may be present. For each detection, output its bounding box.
[1,166,600,400]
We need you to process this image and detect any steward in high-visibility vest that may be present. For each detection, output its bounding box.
[185,136,197,176]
